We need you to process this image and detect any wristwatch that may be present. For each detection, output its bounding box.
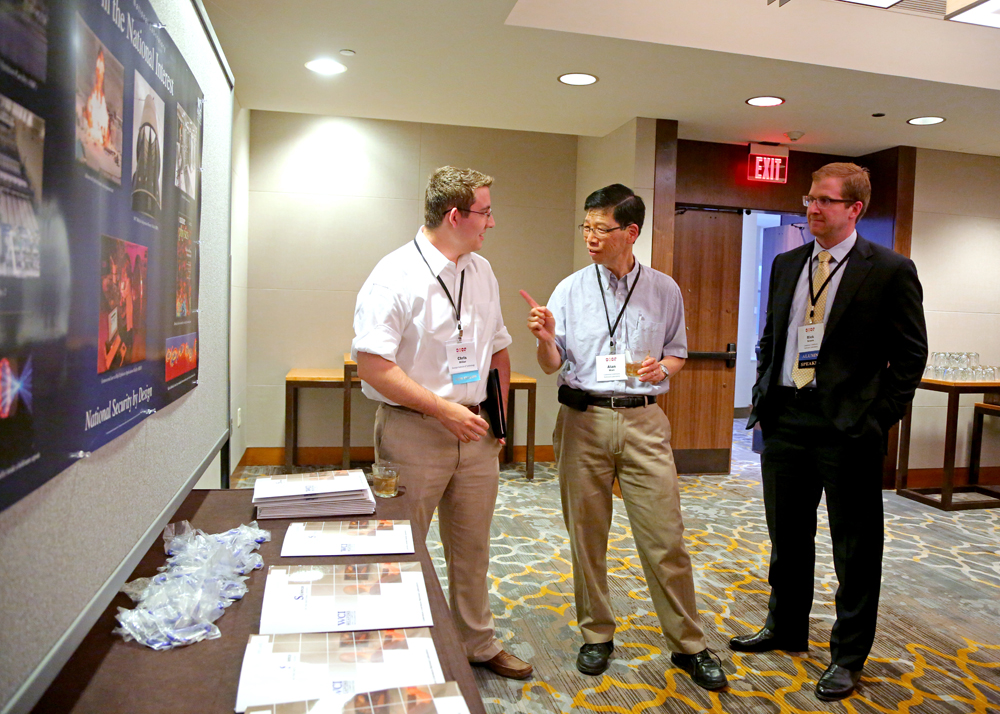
[659,364,668,379]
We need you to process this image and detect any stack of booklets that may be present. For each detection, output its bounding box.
[235,562,445,713]
[252,470,375,519]
[235,629,459,713]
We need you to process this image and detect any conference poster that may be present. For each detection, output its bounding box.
[0,0,204,510]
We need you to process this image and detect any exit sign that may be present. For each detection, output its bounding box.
[748,153,788,183]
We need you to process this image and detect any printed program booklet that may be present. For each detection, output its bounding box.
[259,563,433,635]
[280,520,415,557]
[252,470,375,519]
[241,682,470,714]
[234,629,450,712]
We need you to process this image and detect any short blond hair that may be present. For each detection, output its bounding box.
[812,163,871,219]
[424,166,494,228]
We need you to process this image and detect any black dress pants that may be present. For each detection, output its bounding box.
[760,389,884,670]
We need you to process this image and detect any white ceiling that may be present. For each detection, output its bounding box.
[202,0,1000,157]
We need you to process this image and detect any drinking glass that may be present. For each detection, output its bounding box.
[973,367,985,381]
[932,352,945,368]
[372,461,399,498]
[958,367,972,381]
[968,352,980,368]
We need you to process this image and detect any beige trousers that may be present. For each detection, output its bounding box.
[554,403,708,654]
[375,404,502,662]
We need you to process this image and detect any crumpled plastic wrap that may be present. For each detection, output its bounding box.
[113,519,271,650]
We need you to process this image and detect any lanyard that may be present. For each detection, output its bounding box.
[595,263,641,354]
[807,247,851,322]
[414,239,466,339]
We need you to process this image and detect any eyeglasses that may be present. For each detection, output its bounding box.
[579,224,629,237]
[458,207,492,218]
[803,196,857,209]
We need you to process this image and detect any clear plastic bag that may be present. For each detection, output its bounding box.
[113,519,270,650]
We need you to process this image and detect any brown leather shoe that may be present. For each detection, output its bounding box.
[474,650,533,679]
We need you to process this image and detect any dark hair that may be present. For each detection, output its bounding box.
[584,184,645,232]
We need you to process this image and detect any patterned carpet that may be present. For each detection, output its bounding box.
[234,422,1000,713]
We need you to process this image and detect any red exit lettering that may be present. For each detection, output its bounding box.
[748,154,788,184]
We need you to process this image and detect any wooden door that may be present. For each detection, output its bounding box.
[661,208,744,474]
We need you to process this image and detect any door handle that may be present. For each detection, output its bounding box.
[687,343,737,369]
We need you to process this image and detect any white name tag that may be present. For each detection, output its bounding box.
[446,337,479,385]
[797,323,824,369]
[595,354,626,382]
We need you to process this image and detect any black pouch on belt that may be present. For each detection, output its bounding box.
[558,385,590,412]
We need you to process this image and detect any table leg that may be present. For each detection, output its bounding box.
[526,384,536,481]
[285,383,297,469]
[941,392,960,509]
[969,407,984,486]
[896,402,912,491]
[343,365,354,470]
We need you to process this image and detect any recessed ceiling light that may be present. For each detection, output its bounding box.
[305,58,347,76]
[559,73,598,86]
[746,96,785,107]
[837,0,903,7]
[340,49,356,56]
[946,0,1000,28]
[907,116,945,125]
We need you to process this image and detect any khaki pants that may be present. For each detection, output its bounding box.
[375,404,502,661]
[554,403,707,654]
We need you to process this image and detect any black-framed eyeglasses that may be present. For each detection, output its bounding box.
[579,224,630,237]
[803,195,857,209]
[457,207,493,218]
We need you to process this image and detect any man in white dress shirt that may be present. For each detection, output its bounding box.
[352,166,531,679]
[523,184,727,690]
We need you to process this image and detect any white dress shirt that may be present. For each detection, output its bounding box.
[779,232,856,388]
[547,261,687,395]
[352,229,512,405]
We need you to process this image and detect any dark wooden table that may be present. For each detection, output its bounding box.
[895,378,1000,511]
[32,489,486,714]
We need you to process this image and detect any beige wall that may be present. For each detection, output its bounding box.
[230,99,251,470]
[246,112,577,452]
[909,149,1000,469]
[574,118,657,273]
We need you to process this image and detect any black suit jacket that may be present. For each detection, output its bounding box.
[749,235,928,440]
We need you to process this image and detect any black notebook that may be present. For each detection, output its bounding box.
[481,368,507,440]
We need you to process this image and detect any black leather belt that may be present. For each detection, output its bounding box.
[589,395,656,409]
[774,386,820,401]
[385,403,479,415]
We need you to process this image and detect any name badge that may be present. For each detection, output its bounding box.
[446,337,480,385]
[796,323,824,369]
[595,354,626,382]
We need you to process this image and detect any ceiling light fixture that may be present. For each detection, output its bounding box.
[946,0,1000,28]
[305,58,347,76]
[746,96,785,107]
[339,49,356,56]
[558,73,598,86]
[907,116,945,125]
[837,0,903,7]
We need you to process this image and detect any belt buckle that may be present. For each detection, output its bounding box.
[610,396,624,409]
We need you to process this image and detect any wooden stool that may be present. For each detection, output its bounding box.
[284,364,360,470]
[968,402,1000,498]
[504,372,537,480]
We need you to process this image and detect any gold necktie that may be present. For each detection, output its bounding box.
[792,250,832,389]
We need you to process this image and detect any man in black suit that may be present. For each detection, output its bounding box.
[732,163,927,701]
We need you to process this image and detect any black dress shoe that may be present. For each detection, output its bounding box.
[577,641,614,675]
[729,627,807,653]
[671,649,728,691]
[815,663,862,701]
